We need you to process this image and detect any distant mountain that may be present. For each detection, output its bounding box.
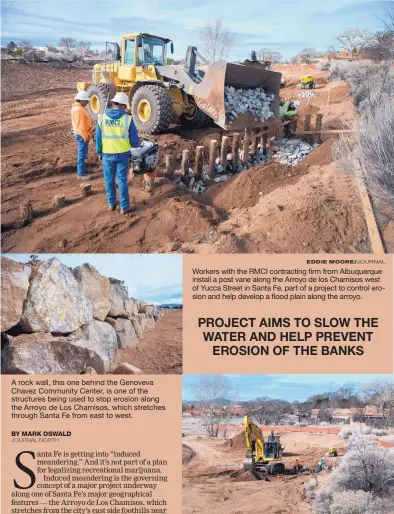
[184,398,231,405]
[159,303,183,309]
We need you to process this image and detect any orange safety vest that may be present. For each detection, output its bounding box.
[71,102,92,141]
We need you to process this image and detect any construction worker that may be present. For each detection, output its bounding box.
[293,458,299,474]
[96,92,139,215]
[71,91,92,179]
[317,457,324,473]
[279,99,298,120]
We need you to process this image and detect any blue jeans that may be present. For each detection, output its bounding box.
[102,153,130,210]
[75,135,88,176]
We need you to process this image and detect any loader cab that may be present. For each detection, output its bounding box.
[118,33,173,82]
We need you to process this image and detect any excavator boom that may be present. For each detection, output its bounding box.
[243,416,285,475]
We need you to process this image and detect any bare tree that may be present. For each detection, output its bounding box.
[257,48,282,63]
[58,37,77,54]
[19,40,32,51]
[76,41,92,59]
[363,380,394,421]
[296,48,320,63]
[46,45,59,53]
[246,397,292,425]
[193,375,234,437]
[200,18,235,64]
[335,29,373,59]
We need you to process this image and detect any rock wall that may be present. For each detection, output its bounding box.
[1,257,173,374]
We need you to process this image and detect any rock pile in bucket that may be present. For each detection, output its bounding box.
[225,86,274,122]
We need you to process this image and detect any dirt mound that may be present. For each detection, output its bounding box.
[189,161,371,254]
[183,444,196,464]
[209,163,307,211]
[298,140,333,168]
[224,431,246,450]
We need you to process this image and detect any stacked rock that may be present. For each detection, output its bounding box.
[0,258,171,374]
[224,86,274,122]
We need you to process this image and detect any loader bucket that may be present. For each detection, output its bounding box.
[193,60,282,132]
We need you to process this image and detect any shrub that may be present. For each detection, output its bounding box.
[330,490,390,514]
[339,427,353,439]
[317,58,332,71]
[333,66,394,210]
[332,434,394,495]
[305,478,317,499]
[314,488,333,514]
[357,97,394,209]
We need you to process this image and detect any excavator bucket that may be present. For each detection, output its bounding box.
[193,60,282,132]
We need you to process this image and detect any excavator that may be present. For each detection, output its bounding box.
[76,33,282,134]
[243,416,285,475]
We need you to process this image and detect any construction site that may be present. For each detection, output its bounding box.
[2,43,391,254]
[182,376,394,513]
[183,425,345,513]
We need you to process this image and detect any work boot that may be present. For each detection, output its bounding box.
[108,204,117,212]
[145,179,155,193]
[120,204,136,215]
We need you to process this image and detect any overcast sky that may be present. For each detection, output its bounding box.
[1,0,390,60]
[182,374,394,401]
[5,254,183,305]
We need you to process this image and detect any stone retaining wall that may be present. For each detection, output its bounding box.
[1,257,173,374]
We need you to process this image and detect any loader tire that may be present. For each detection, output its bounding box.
[131,85,172,134]
[87,84,109,121]
[180,99,208,129]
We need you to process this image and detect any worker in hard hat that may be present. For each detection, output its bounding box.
[317,457,325,473]
[280,99,298,120]
[96,92,139,215]
[71,91,92,179]
[292,458,299,474]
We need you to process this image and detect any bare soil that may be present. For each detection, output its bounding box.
[182,431,345,513]
[1,62,376,253]
[112,310,182,374]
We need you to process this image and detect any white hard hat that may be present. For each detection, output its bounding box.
[75,90,90,102]
[111,92,130,107]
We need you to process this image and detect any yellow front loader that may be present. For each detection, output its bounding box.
[300,75,315,89]
[243,416,285,475]
[77,33,282,134]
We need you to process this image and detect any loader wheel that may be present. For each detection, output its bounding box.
[131,85,172,134]
[180,99,208,129]
[309,82,315,89]
[87,84,109,121]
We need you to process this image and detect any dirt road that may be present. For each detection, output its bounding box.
[182,431,345,514]
[1,61,376,253]
[112,310,182,374]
